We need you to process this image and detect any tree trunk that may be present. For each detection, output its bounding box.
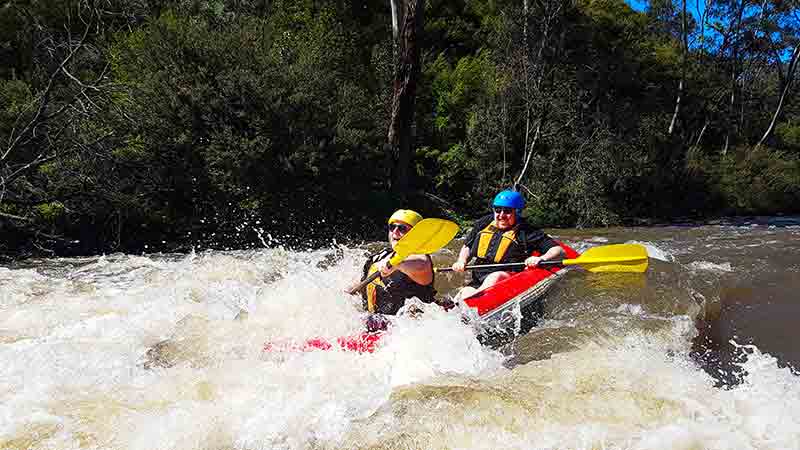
[518,0,560,186]
[696,0,711,57]
[694,119,710,148]
[523,0,530,169]
[389,0,402,40]
[388,0,425,197]
[668,0,688,135]
[757,45,800,148]
[723,58,736,155]
[389,0,403,56]
[722,0,746,155]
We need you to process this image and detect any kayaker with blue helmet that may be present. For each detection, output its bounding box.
[451,190,565,298]
[347,209,437,319]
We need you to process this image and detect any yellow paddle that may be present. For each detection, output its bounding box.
[436,243,649,273]
[347,218,460,295]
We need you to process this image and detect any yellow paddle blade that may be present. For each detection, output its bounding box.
[388,218,459,266]
[562,243,649,273]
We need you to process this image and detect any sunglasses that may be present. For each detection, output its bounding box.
[387,223,411,233]
[493,207,515,215]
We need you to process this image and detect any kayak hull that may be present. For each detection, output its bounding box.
[460,241,579,343]
[463,241,580,325]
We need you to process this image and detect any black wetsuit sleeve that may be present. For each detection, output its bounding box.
[522,225,559,254]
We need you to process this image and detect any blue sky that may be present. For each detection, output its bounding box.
[626,0,647,11]
[625,0,706,20]
[622,0,796,61]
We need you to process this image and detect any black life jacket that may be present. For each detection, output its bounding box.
[361,248,437,315]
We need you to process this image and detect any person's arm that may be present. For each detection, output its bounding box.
[450,216,486,272]
[345,253,377,294]
[525,245,565,266]
[374,253,432,284]
[451,245,471,272]
[392,254,433,285]
[523,231,565,267]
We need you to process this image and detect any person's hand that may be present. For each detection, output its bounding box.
[451,260,467,272]
[524,255,543,267]
[365,313,390,332]
[344,281,361,294]
[377,259,395,277]
[437,297,457,311]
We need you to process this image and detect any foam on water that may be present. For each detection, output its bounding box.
[341,331,800,450]
[687,260,734,273]
[0,247,505,449]
[627,240,675,262]
[614,303,646,316]
[1,244,799,450]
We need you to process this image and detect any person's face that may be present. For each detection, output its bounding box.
[387,221,411,248]
[493,206,517,229]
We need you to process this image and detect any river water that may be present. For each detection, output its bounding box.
[1,217,799,450]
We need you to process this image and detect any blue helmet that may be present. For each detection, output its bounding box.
[493,190,525,209]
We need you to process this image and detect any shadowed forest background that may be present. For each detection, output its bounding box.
[2,0,800,258]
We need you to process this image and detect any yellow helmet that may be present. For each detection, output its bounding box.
[387,209,423,227]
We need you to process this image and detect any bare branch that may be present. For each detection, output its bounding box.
[4,154,60,186]
[757,45,800,147]
[61,66,101,92]
[0,211,32,222]
[2,7,95,161]
[515,118,542,187]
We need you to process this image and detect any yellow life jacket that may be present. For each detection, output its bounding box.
[365,260,385,313]
[474,221,519,263]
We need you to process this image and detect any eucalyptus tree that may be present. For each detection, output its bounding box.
[387,0,427,196]
[754,0,800,148]
[0,1,144,252]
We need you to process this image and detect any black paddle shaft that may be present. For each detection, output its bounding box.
[436,260,564,272]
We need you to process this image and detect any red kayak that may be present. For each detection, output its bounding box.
[264,332,383,353]
[464,242,580,320]
[264,242,579,354]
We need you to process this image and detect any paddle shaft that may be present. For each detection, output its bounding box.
[436,261,556,272]
[347,260,391,294]
[436,244,649,273]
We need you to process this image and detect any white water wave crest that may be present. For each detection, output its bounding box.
[0,245,508,450]
[627,240,675,262]
[687,260,734,273]
[338,332,800,450]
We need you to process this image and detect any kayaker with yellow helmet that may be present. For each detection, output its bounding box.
[348,209,437,317]
[451,190,565,298]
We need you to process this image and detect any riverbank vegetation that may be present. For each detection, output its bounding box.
[2,0,800,257]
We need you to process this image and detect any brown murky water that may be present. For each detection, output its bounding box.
[433,216,800,380]
[563,218,800,381]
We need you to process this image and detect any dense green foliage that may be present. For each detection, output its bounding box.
[2,0,800,257]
